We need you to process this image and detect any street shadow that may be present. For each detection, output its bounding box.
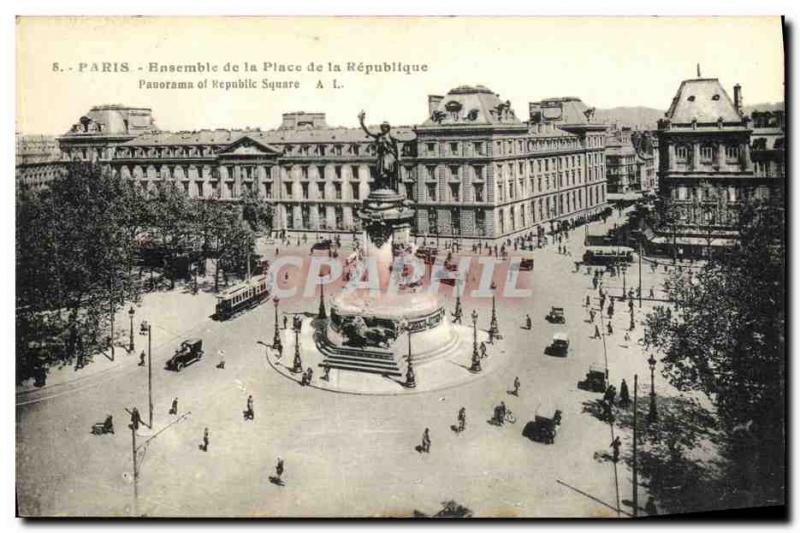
[268,476,285,487]
[602,394,724,515]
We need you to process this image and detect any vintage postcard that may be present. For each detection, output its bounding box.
[15,16,786,518]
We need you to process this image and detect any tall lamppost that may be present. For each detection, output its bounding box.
[647,354,658,424]
[272,298,282,354]
[128,306,135,353]
[400,319,416,388]
[488,281,501,341]
[453,278,463,324]
[139,321,154,428]
[318,279,327,319]
[621,264,627,300]
[291,315,303,374]
[470,309,481,373]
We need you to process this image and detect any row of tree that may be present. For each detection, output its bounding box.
[642,200,785,510]
[16,163,271,384]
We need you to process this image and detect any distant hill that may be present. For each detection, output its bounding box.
[593,107,664,130]
[593,102,784,131]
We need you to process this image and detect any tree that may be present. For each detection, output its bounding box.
[197,200,255,291]
[240,187,273,234]
[16,163,139,382]
[643,200,785,508]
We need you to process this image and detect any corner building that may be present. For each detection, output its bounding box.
[56,86,610,243]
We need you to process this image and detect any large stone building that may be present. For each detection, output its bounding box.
[51,86,610,243]
[15,134,65,190]
[605,127,657,199]
[653,77,781,257]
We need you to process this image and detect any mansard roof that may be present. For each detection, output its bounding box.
[421,85,525,127]
[665,78,743,124]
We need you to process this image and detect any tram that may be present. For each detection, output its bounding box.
[214,274,271,320]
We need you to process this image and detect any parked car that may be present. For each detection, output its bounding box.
[165,338,204,371]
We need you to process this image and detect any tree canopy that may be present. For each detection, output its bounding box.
[643,200,785,508]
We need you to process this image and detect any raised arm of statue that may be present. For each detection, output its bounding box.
[358,110,378,140]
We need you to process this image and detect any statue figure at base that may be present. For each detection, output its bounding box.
[358,110,400,193]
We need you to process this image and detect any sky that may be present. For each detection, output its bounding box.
[16,16,785,135]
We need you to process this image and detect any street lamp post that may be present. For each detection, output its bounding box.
[622,265,627,300]
[140,321,154,428]
[453,279,463,324]
[318,279,327,319]
[128,306,135,352]
[400,320,416,388]
[273,298,282,353]
[647,354,658,424]
[291,315,303,374]
[489,281,501,341]
[470,310,481,373]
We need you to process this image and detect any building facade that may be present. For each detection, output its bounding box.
[653,77,781,257]
[15,134,65,190]
[605,127,657,199]
[51,86,610,242]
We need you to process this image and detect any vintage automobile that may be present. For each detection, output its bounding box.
[165,338,204,371]
[545,332,569,357]
[310,239,333,254]
[415,246,438,265]
[578,363,608,392]
[523,404,563,445]
[546,306,565,324]
[518,251,535,271]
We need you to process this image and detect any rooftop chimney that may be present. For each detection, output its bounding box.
[733,84,743,114]
[428,95,443,116]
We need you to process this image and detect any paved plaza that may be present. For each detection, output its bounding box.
[16,209,693,518]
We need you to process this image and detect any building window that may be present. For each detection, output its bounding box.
[427,183,438,202]
[301,183,309,199]
[700,144,714,162]
[449,142,459,156]
[427,143,436,155]
[474,142,485,156]
[426,165,436,180]
[334,183,342,199]
[449,183,461,202]
[473,184,484,202]
[351,183,360,200]
[449,166,460,180]
[725,145,740,160]
[675,145,689,161]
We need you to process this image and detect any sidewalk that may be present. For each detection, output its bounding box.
[16,285,218,404]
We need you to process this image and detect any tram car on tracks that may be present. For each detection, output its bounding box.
[215,274,271,320]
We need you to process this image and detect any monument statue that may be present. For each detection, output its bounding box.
[358,110,400,193]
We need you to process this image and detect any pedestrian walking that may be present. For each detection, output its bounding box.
[593,324,601,339]
[619,380,630,408]
[201,427,209,452]
[604,384,617,405]
[275,457,285,484]
[649,287,655,299]
[585,294,590,307]
[138,350,146,367]
[480,341,487,359]
[525,314,532,330]
[629,315,635,331]
[245,395,254,420]
[607,322,613,336]
[645,496,658,515]
[169,397,178,415]
[610,436,621,463]
[421,428,431,453]
[457,407,466,433]
[216,350,226,369]
[608,303,614,319]
[512,376,520,396]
